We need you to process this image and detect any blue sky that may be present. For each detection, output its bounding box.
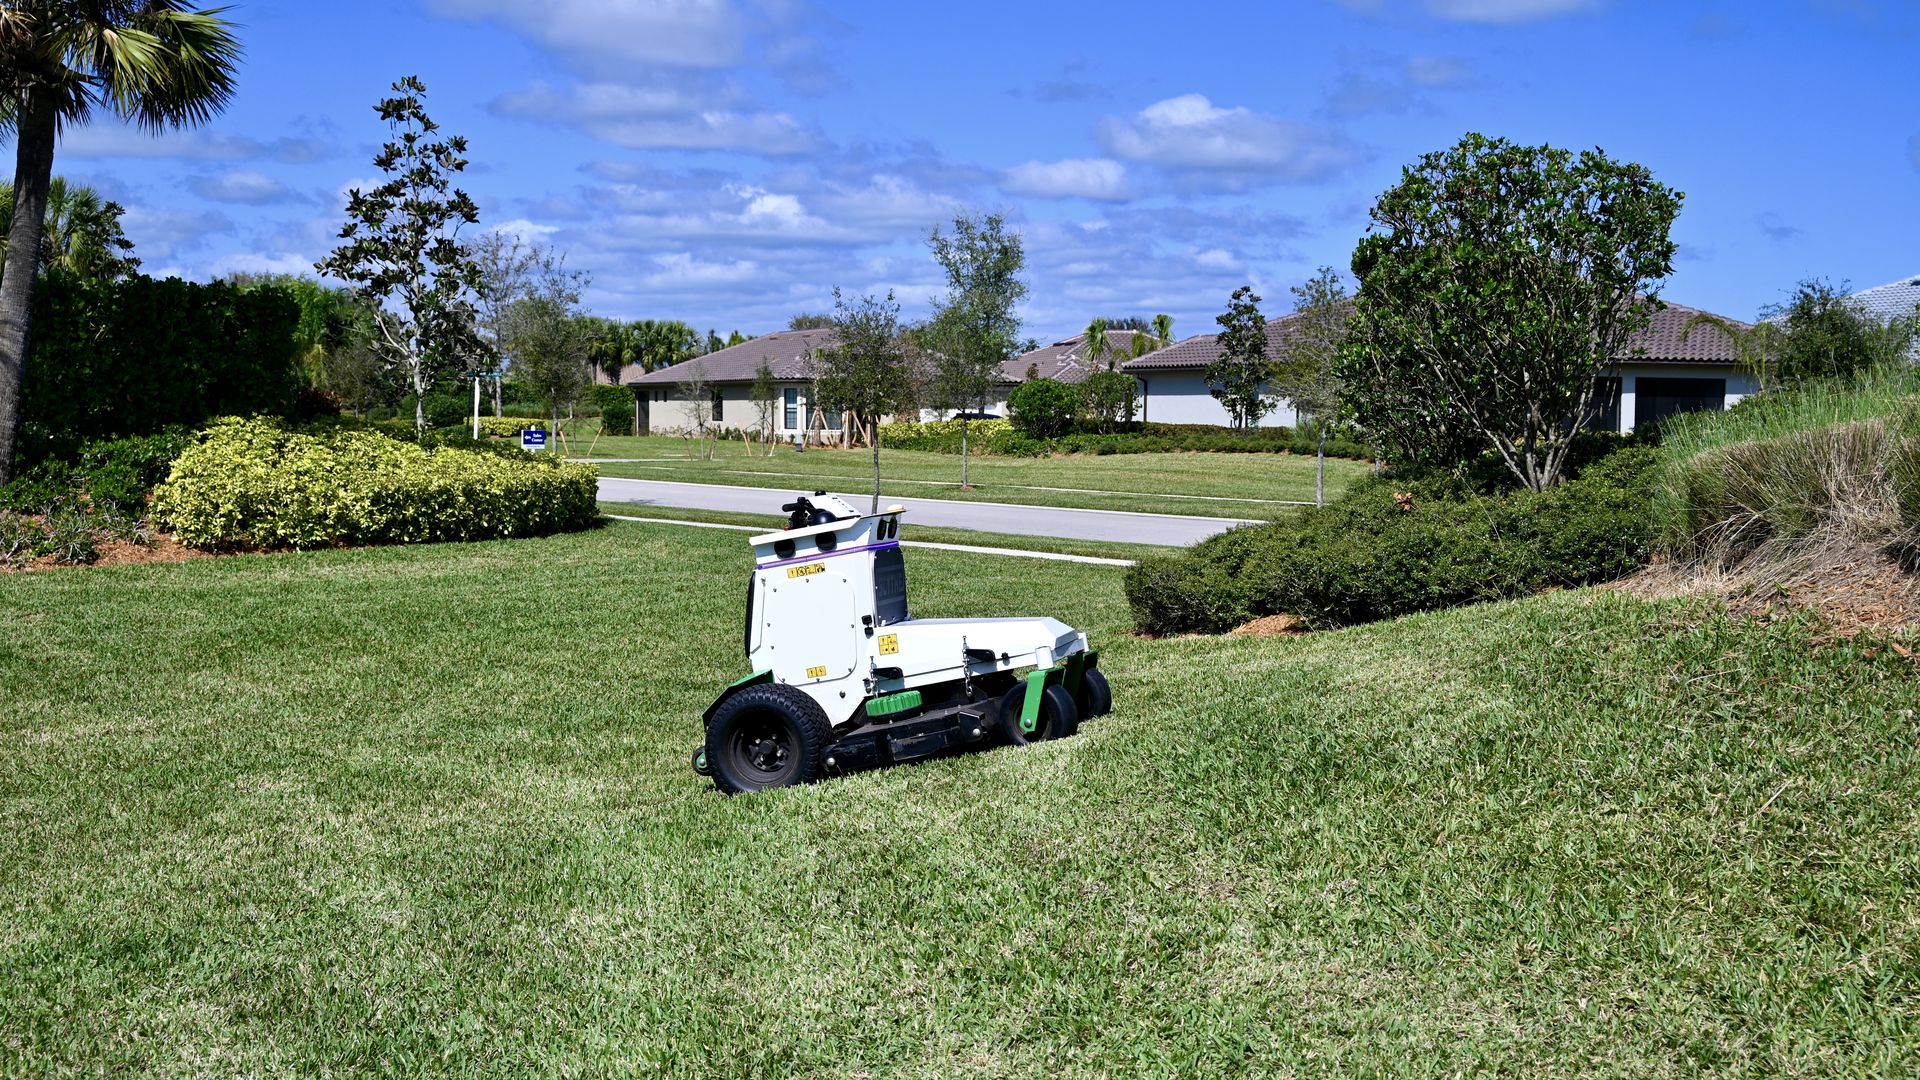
[47,0,1920,342]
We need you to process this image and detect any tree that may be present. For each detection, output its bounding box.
[1008,378,1078,438]
[1270,267,1349,506]
[0,177,139,281]
[816,290,911,512]
[1152,312,1175,348]
[788,312,834,330]
[676,357,715,459]
[1339,134,1683,490]
[470,231,548,417]
[632,318,700,371]
[0,0,240,484]
[926,212,1028,488]
[750,359,777,455]
[1080,368,1136,433]
[1081,317,1112,369]
[225,272,372,391]
[1207,286,1269,429]
[500,256,592,430]
[1761,278,1916,386]
[587,319,642,385]
[319,76,487,433]
[1681,313,1790,394]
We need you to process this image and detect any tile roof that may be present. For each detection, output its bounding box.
[1001,329,1158,385]
[1843,275,1920,323]
[626,328,838,386]
[1121,299,1749,373]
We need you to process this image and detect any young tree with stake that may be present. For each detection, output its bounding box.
[0,0,241,484]
[927,213,1027,488]
[319,77,487,433]
[816,290,911,514]
[1270,267,1350,506]
[750,359,778,455]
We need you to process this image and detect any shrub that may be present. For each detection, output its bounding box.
[153,417,600,551]
[1127,448,1661,635]
[18,274,302,464]
[591,385,636,435]
[464,416,549,439]
[75,430,192,509]
[874,417,1374,460]
[422,393,469,430]
[1008,379,1078,438]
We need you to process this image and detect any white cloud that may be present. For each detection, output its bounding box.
[492,81,820,155]
[645,251,760,286]
[429,0,743,71]
[1098,94,1364,183]
[207,252,319,278]
[491,218,560,243]
[1001,158,1132,201]
[1425,0,1599,22]
[189,171,300,205]
[60,124,331,163]
[1193,248,1242,270]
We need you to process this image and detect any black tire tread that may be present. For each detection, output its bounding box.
[705,683,832,795]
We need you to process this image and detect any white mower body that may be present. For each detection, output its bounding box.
[744,495,1089,727]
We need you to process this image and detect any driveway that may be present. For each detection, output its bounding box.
[596,476,1254,546]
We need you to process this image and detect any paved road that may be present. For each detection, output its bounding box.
[596,476,1255,546]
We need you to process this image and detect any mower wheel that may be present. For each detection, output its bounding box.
[1076,668,1112,720]
[705,683,831,794]
[690,746,713,776]
[998,681,1079,745]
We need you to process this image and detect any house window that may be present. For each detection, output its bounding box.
[1590,377,1622,432]
[1636,377,1725,432]
[783,388,798,430]
[711,389,724,422]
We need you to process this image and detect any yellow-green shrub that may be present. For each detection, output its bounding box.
[463,416,548,438]
[153,417,598,551]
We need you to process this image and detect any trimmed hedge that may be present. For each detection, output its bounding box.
[153,417,599,551]
[878,417,1372,459]
[1127,447,1660,635]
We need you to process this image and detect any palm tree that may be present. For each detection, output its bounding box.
[1680,313,1790,393]
[0,176,140,280]
[588,320,641,384]
[1152,313,1175,348]
[0,1,240,483]
[1081,317,1111,370]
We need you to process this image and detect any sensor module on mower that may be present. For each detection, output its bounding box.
[691,493,1110,793]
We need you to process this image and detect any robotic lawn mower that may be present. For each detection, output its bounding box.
[691,493,1110,794]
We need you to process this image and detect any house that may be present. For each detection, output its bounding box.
[623,328,840,438]
[1120,300,1758,433]
[1840,275,1920,323]
[928,329,1160,418]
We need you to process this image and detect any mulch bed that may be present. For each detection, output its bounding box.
[1,532,212,574]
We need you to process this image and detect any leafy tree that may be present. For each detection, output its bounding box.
[787,312,834,330]
[816,290,911,512]
[1762,278,1916,386]
[726,329,748,347]
[1270,266,1349,506]
[1008,378,1078,438]
[587,319,642,385]
[318,76,487,433]
[632,318,700,371]
[470,231,550,416]
[750,359,777,455]
[704,328,723,354]
[0,0,240,484]
[1080,368,1136,433]
[1152,312,1175,348]
[0,178,139,281]
[500,256,592,429]
[1207,286,1270,429]
[225,272,372,392]
[1339,133,1683,490]
[926,212,1027,487]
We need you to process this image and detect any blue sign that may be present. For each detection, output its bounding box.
[520,429,548,451]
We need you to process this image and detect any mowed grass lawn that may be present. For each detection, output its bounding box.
[590,441,1369,520]
[4,522,1918,1074]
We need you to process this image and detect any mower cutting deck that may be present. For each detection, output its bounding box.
[691,493,1111,793]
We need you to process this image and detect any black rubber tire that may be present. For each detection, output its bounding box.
[1076,668,1112,720]
[998,681,1080,745]
[705,683,832,794]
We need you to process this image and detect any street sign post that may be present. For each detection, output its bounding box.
[463,369,504,440]
[520,428,548,452]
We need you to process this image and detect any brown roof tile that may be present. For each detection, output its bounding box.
[1002,329,1158,384]
[626,328,838,386]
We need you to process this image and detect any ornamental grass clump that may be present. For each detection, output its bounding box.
[154,417,599,551]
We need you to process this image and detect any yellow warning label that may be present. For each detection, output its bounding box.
[805,665,828,678]
[878,634,899,656]
[787,563,825,579]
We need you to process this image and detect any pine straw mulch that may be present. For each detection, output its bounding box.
[1,532,212,575]
[1611,535,1920,641]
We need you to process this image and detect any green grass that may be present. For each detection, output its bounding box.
[3,524,1917,1074]
[589,440,1362,520]
[597,501,1173,563]
[1660,363,1918,462]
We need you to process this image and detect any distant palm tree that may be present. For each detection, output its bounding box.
[0,177,140,280]
[1082,317,1111,369]
[1152,312,1175,348]
[0,0,241,483]
[588,320,642,384]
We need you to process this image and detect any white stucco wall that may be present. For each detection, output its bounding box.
[635,382,868,437]
[1135,372,1297,427]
